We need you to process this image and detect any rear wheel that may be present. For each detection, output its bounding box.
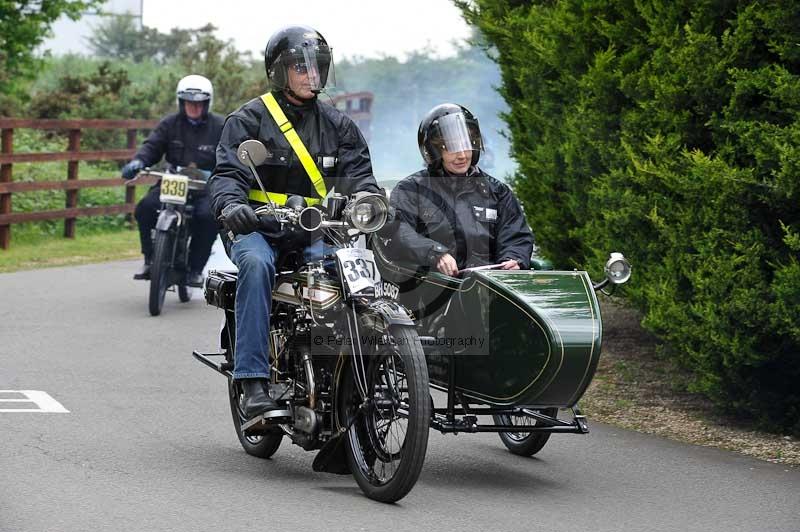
[339,324,430,503]
[228,378,283,458]
[178,285,192,302]
[148,230,174,316]
[493,408,558,456]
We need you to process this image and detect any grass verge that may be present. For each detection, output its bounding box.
[0,230,140,273]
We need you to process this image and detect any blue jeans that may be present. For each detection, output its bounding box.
[228,233,330,380]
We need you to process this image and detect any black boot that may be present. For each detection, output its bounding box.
[186,271,204,287]
[133,260,151,280]
[239,379,280,419]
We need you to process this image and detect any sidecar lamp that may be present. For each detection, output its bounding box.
[346,193,389,233]
[604,252,631,285]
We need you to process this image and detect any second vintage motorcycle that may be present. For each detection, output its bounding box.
[132,167,209,316]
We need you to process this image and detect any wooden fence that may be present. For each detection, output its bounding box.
[0,119,160,249]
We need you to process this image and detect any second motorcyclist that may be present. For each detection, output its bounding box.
[122,74,224,286]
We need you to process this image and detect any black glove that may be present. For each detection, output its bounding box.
[220,203,259,236]
[121,159,144,180]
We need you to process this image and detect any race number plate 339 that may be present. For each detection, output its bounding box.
[159,175,189,205]
[336,248,381,297]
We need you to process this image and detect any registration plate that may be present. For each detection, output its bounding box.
[336,248,381,297]
[159,175,189,205]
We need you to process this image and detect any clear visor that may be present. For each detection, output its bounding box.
[281,45,335,92]
[177,90,211,102]
[432,112,481,154]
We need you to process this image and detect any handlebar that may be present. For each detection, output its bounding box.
[132,170,207,190]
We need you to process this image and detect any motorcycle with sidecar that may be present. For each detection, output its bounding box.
[193,140,631,503]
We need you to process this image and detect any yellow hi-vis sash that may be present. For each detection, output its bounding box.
[247,92,328,207]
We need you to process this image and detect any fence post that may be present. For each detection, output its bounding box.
[0,128,13,250]
[125,129,137,228]
[64,128,82,238]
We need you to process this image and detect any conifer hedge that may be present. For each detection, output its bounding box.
[459,0,800,433]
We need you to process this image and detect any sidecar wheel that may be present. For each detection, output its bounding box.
[493,408,558,456]
[178,285,192,303]
[339,324,430,503]
[148,230,173,316]
[228,379,283,458]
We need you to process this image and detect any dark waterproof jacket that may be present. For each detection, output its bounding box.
[388,167,534,270]
[208,92,378,246]
[135,112,225,171]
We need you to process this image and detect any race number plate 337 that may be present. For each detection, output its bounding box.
[159,175,189,205]
[336,248,381,296]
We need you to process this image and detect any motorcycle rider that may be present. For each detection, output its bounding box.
[122,74,224,286]
[209,26,379,419]
[388,103,534,276]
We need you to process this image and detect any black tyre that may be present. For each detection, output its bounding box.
[338,324,430,503]
[149,230,174,316]
[493,408,558,456]
[228,378,283,458]
[178,284,192,302]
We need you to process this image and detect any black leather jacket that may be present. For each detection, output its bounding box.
[134,112,224,171]
[388,166,534,269]
[209,91,379,246]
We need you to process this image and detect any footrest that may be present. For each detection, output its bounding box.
[241,409,292,432]
[192,350,232,376]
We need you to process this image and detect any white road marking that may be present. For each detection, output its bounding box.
[0,390,69,413]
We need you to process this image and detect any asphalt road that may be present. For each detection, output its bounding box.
[1,253,798,532]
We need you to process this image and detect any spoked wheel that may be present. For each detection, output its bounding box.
[493,407,559,456]
[339,324,430,503]
[228,378,283,458]
[148,230,174,316]
[178,284,192,303]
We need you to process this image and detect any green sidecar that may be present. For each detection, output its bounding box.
[371,237,631,454]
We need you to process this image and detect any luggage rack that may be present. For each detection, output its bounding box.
[429,405,590,435]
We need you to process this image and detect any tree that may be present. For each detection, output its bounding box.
[0,0,101,113]
[460,0,800,433]
[87,20,263,115]
[87,14,192,64]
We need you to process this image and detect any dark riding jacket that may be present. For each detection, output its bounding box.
[134,112,224,171]
[208,91,379,247]
[388,166,534,270]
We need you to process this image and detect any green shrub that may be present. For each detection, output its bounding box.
[461,0,800,433]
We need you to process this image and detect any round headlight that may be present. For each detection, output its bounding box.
[354,203,376,226]
[604,252,631,285]
[347,193,388,233]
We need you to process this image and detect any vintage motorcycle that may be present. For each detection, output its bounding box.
[132,167,209,316]
[194,140,431,503]
[194,140,631,503]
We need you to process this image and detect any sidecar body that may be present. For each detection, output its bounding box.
[372,238,605,436]
[377,262,601,406]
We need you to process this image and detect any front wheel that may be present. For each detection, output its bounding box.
[228,378,283,458]
[493,407,558,456]
[338,324,430,503]
[149,230,174,316]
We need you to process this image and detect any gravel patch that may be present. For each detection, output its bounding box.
[581,297,800,466]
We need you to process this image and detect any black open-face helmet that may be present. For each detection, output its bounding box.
[418,103,483,170]
[264,25,334,97]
